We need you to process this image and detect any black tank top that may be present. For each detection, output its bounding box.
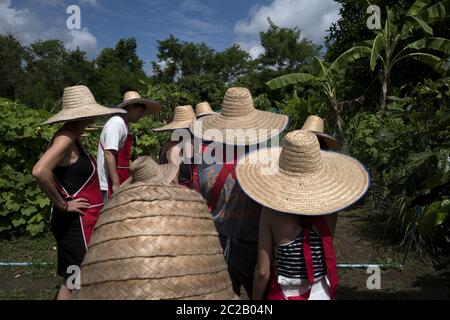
[54,140,93,195]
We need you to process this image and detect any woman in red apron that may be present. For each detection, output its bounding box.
[33,85,125,300]
[235,130,370,300]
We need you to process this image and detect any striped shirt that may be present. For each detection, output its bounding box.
[274,229,327,280]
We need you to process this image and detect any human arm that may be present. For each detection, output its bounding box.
[32,133,89,214]
[252,207,273,300]
[104,149,120,194]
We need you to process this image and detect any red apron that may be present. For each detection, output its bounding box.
[100,132,133,197]
[54,152,103,246]
[186,143,209,192]
[266,217,339,300]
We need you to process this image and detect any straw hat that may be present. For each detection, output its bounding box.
[115,91,161,116]
[41,85,126,125]
[152,105,196,132]
[195,102,217,118]
[301,115,341,150]
[236,130,370,215]
[73,157,236,300]
[190,87,289,146]
[120,156,179,189]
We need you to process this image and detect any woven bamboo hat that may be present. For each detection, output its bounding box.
[120,156,178,189]
[42,85,126,125]
[74,158,235,300]
[152,105,196,132]
[115,91,161,116]
[301,115,341,150]
[195,102,217,118]
[190,87,289,146]
[236,130,370,215]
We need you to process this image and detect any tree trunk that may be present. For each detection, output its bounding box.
[332,102,344,143]
[380,70,389,122]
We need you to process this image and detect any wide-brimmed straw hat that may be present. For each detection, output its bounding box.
[120,156,178,189]
[195,102,217,118]
[236,130,370,215]
[152,105,196,132]
[115,91,161,116]
[301,115,341,150]
[190,87,289,146]
[74,155,235,300]
[42,85,126,125]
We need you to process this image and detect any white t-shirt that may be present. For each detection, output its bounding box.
[97,116,128,191]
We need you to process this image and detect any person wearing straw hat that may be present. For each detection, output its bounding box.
[195,101,217,119]
[32,85,126,300]
[301,115,341,150]
[153,105,198,189]
[97,91,160,200]
[235,130,370,300]
[189,87,289,298]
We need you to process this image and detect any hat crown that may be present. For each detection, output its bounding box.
[130,156,161,183]
[62,85,97,110]
[221,87,255,118]
[173,105,196,122]
[123,91,142,102]
[279,130,323,174]
[195,102,213,115]
[301,115,325,133]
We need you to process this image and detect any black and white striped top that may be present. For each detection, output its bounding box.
[274,229,327,280]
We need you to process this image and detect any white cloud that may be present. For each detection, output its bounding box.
[0,0,98,58]
[234,0,341,57]
[65,28,98,57]
[80,0,97,5]
[179,0,215,17]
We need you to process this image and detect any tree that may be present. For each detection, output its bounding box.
[0,34,24,101]
[242,19,321,97]
[266,48,371,139]
[346,0,450,118]
[94,38,147,105]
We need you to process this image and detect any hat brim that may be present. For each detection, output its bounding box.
[41,104,127,126]
[152,120,194,132]
[189,110,289,146]
[115,98,161,116]
[236,148,370,215]
[120,163,179,190]
[312,131,341,151]
[196,111,218,118]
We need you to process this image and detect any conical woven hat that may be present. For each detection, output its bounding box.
[190,87,289,146]
[120,156,179,189]
[301,115,340,150]
[74,158,235,300]
[42,85,126,125]
[195,102,217,118]
[115,91,161,116]
[236,130,370,215]
[153,105,196,132]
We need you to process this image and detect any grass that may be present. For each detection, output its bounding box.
[0,232,59,300]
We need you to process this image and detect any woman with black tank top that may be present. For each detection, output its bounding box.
[33,85,125,299]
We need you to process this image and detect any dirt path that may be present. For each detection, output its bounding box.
[1,210,449,300]
[334,210,449,299]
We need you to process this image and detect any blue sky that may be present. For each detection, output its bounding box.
[1,0,342,74]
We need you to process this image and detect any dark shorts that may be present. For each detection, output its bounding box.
[51,210,87,279]
[219,234,258,298]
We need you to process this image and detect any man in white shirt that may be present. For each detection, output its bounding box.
[97,91,160,202]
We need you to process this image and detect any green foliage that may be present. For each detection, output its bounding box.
[0,98,56,236]
[345,78,450,254]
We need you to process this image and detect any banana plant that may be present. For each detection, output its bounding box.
[355,0,450,119]
[266,47,371,139]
